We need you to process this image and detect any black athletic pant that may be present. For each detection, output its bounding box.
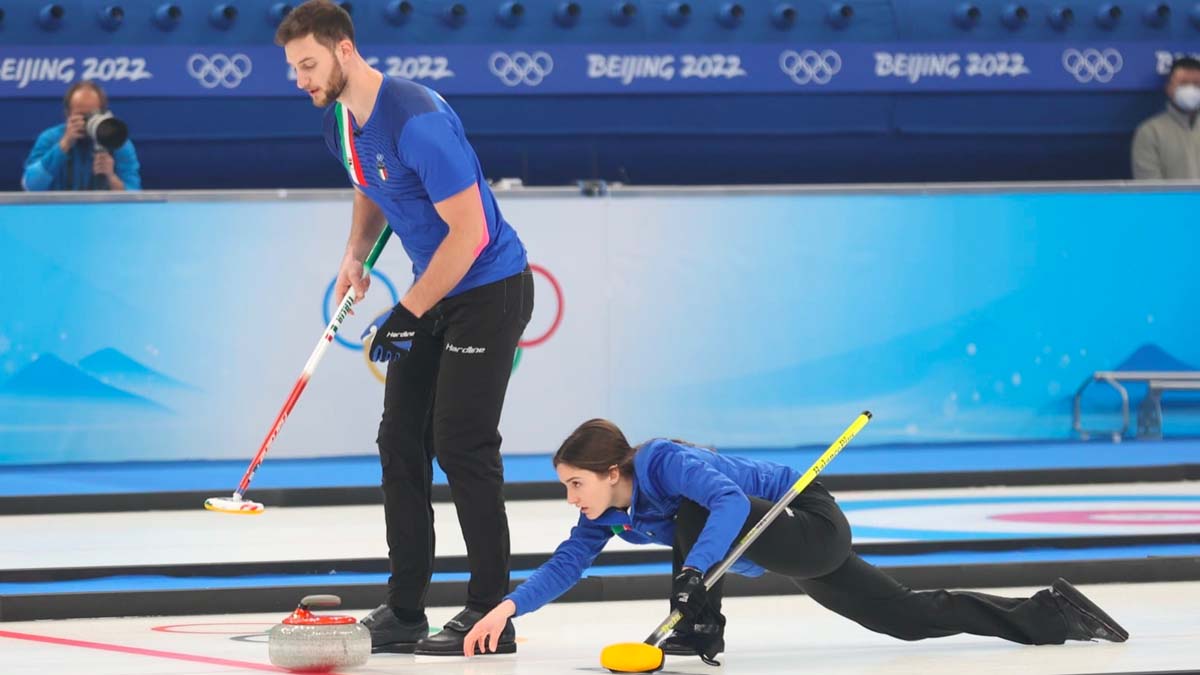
[377,267,533,614]
[674,483,1070,645]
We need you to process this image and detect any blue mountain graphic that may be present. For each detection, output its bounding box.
[1059,343,1199,413]
[78,348,191,389]
[1112,343,1197,372]
[0,354,165,408]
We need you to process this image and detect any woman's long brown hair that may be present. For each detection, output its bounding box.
[552,418,638,477]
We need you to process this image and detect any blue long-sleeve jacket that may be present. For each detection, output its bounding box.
[22,123,141,191]
[505,439,802,616]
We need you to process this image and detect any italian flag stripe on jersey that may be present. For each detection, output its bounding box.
[335,102,368,187]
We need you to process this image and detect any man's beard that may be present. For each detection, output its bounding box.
[316,62,348,107]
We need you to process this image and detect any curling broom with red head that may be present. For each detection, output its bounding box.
[204,227,391,515]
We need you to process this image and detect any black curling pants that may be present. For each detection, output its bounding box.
[674,483,1069,645]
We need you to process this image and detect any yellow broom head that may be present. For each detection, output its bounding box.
[599,642,664,673]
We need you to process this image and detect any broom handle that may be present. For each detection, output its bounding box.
[643,411,873,647]
[231,226,392,499]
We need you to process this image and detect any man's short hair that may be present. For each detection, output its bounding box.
[1169,57,1200,78]
[62,80,108,114]
[274,0,354,49]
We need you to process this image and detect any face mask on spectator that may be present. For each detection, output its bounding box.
[1173,84,1200,112]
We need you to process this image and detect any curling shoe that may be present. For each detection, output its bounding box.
[1052,578,1129,643]
[360,605,429,654]
[414,608,516,655]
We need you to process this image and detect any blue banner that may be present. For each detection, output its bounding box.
[1,42,1198,97]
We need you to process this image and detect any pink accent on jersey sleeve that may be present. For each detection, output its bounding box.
[472,213,490,258]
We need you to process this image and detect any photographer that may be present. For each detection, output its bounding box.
[22,81,141,191]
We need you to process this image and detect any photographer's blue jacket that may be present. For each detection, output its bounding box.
[23,123,142,191]
[505,439,802,616]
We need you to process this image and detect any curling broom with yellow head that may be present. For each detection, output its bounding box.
[600,411,873,673]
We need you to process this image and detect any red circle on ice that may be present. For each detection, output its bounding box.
[990,509,1200,525]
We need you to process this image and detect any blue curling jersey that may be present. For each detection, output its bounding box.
[322,77,526,295]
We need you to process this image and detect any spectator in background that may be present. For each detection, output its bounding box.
[1131,57,1200,180]
[22,81,141,191]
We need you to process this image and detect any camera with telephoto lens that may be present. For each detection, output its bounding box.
[84,110,129,153]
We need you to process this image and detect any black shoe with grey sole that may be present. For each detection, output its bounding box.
[360,604,430,654]
[1051,578,1129,643]
[414,608,516,656]
[660,632,725,658]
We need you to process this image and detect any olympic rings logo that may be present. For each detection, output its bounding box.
[488,51,553,87]
[510,263,564,375]
[187,53,253,89]
[779,49,842,86]
[1061,48,1122,84]
[323,264,564,384]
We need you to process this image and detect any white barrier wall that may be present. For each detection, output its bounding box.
[2,185,1198,463]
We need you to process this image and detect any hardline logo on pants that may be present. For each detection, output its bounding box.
[446,343,487,355]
